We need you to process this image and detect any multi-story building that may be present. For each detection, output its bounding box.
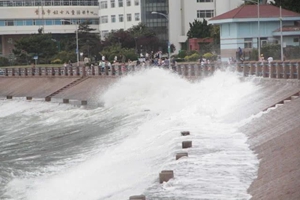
[0,0,99,57]
[99,0,141,38]
[0,0,246,58]
[123,0,245,54]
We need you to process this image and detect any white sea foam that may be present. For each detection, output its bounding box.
[2,68,259,200]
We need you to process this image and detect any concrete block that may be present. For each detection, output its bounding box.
[159,170,174,183]
[176,152,188,160]
[63,99,69,103]
[129,195,146,200]
[181,131,190,136]
[182,141,192,149]
[45,96,51,102]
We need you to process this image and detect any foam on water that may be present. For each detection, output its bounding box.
[1,68,259,200]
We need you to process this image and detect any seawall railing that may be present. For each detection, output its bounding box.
[0,64,223,78]
[237,61,300,79]
[1,61,300,79]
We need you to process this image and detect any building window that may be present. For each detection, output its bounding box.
[244,38,252,48]
[118,0,123,7]
[127,13,132,21]
[293,38,299,43]
[101,16,108,24]
[119,14,124,22]
[111,0,115,8]
[197,0,213,2]
[100,1,108,9]
[5,20,14,26]
[111,15,116,23]
[134,0,139,6]
[135,13,140,21]
[126,0,131,6]
[15,20,24,26]
[197,10,214,18]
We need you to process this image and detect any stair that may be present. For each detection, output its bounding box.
[263,91,300,112]
[46,76,89,98]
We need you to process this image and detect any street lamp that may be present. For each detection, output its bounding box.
[243,0,260,61]
[279,5,284,61]
[61,19,79,67]
[151,11,171,69]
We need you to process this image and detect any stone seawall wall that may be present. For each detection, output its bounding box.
[0,77,118,101]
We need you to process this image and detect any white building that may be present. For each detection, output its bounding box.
[99,0,141,38]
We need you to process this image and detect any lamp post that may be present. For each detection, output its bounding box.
[61,19,79,67]
[151,11,171,69]
[280,5,284,61]
[243,0,260,61]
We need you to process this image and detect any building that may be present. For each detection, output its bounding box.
[0,0,251,58]
[146,0,245,54]
[0,0,99,58]
[99,0,141,39]
[90,0,247,53]
[209,4,300,61]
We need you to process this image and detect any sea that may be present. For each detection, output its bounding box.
[0,68,259,200]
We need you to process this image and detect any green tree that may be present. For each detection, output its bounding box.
[102,23,163,56]
[78,21,101,60]
[0,57,9,67]
[128,23,160,53]
[12,34,57,64]
[187,19,212,39]
[271,0,300,13]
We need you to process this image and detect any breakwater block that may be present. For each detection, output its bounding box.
[63,99,69,103]
[182,141,192,149]
[176,152,188,160]
[159,170,174,183]
[129,195,146,200]
[6,95,12,99]
[26,97,32,100]
[181,131,190,136]
[81,100,87,105]
[45,96,51,102]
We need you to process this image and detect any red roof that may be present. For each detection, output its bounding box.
[210,5,300,21]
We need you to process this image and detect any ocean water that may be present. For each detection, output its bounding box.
[0,68,259,200]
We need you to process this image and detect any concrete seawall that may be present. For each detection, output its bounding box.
[0,77,118,102]
[0,76,300,200]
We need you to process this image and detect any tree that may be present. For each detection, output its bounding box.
[101,23,163,57]
[271,0,300,13]
[187,19,212,39]
[78,21,101,60]
[12,34,57,64]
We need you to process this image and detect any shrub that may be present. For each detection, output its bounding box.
[187,50,199,56]
[184,53,200,62]
[51,59,62,64]
[178,50,187,58]
[0,57,9,67]
[203,52,214,60]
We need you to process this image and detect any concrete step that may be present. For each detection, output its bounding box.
[291,96,299,100]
